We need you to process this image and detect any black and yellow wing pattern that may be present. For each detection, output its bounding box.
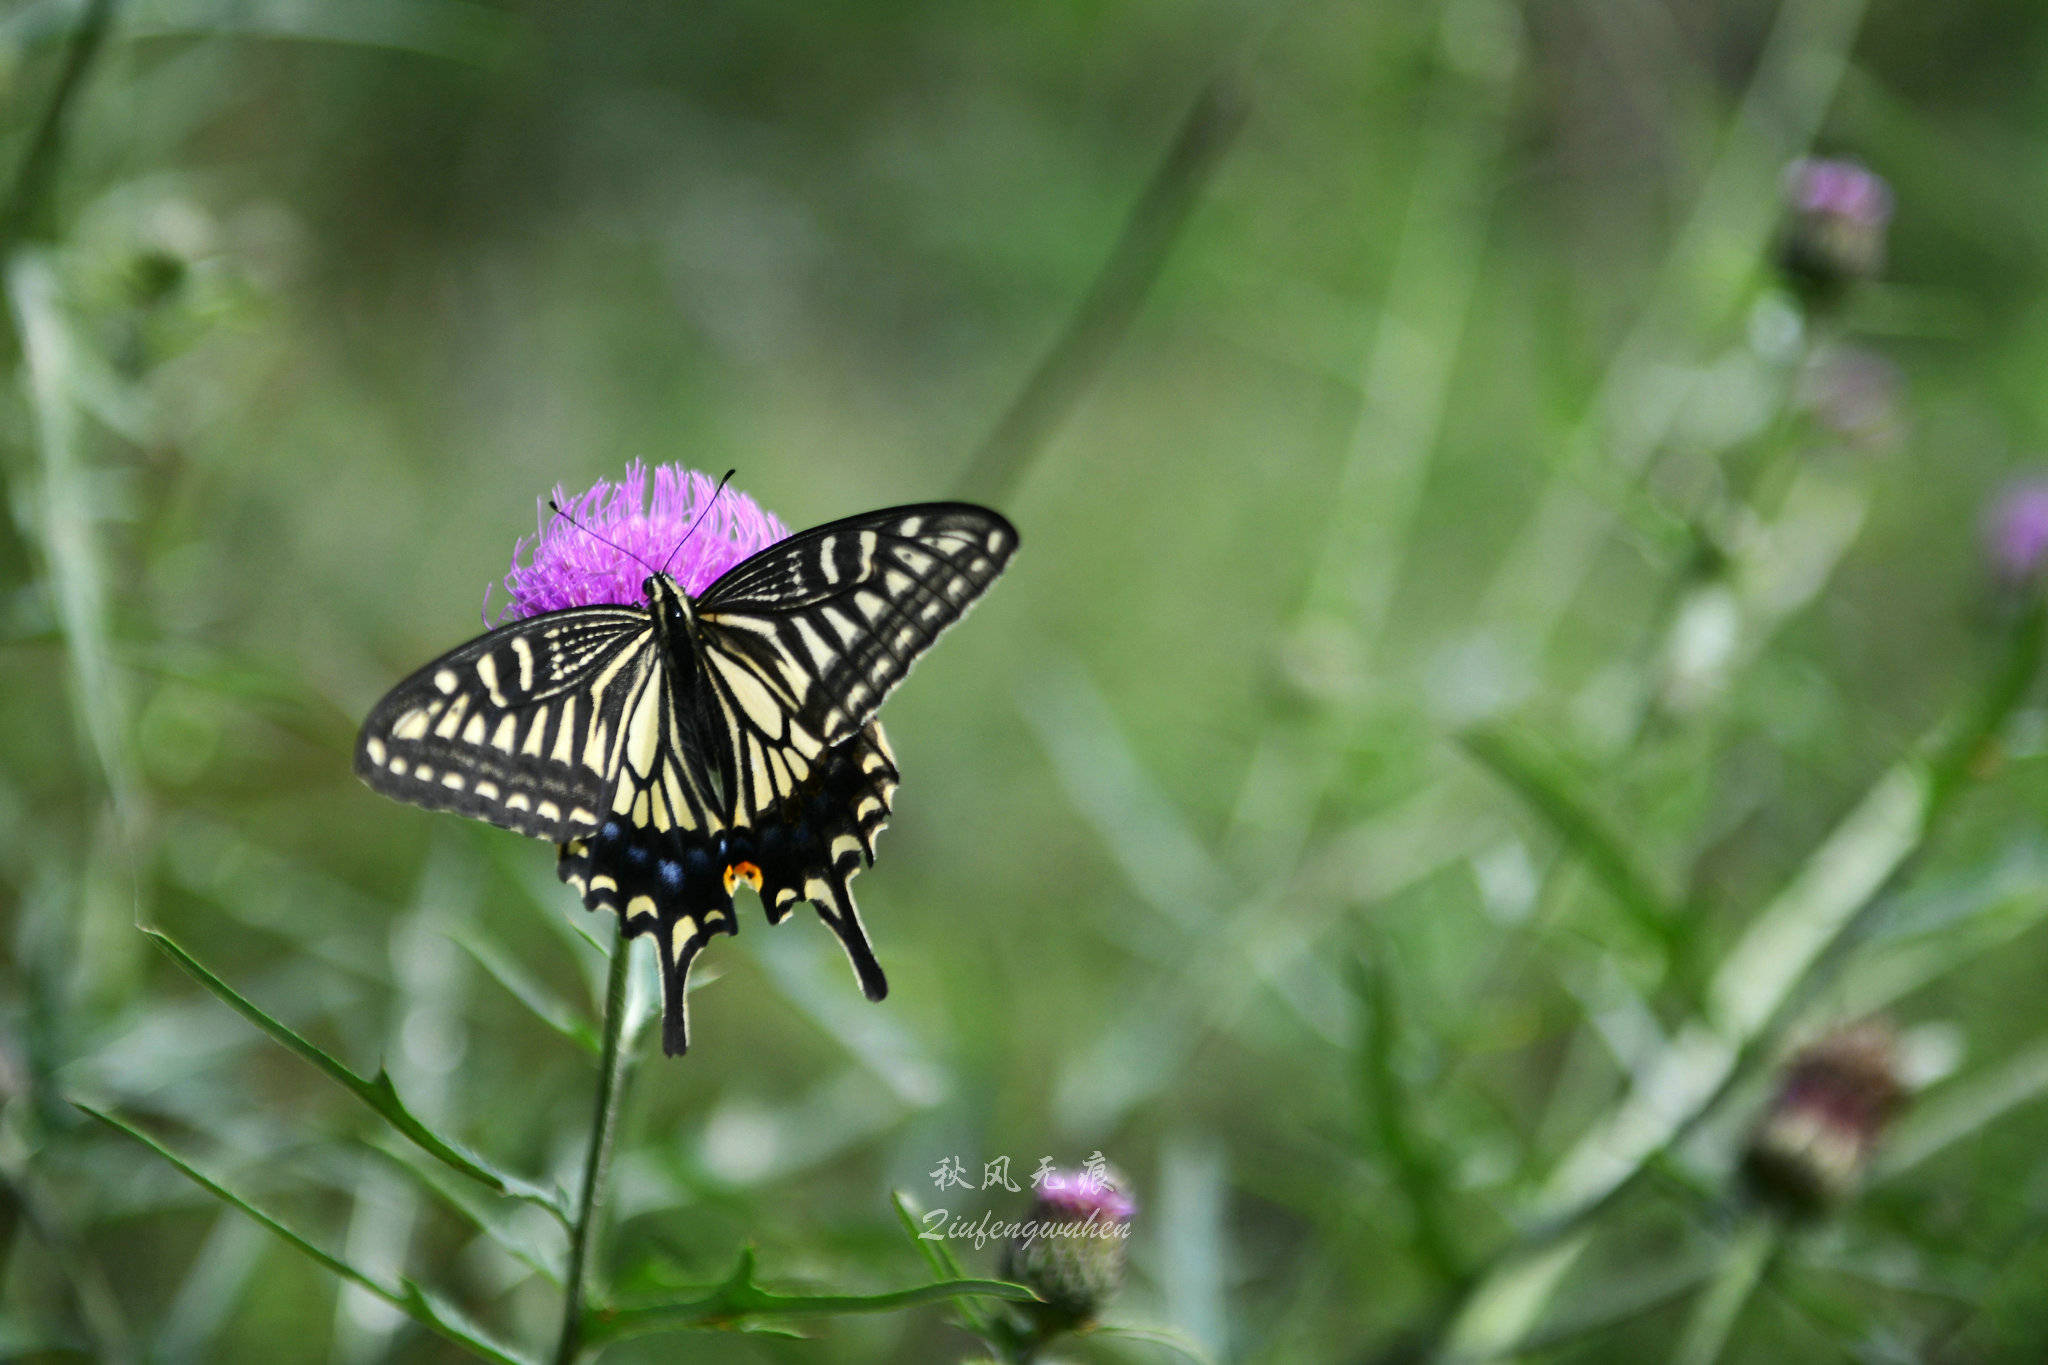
[357,502,1017,1054]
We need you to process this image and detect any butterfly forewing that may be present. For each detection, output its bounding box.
[355,606,652,841]
[696,503,1018,756]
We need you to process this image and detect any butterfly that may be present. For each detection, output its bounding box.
[356,502,1018,1055]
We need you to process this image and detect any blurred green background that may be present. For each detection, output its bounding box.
[9,0,2048,1360]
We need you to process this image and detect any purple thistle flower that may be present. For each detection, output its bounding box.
[496,462,789,621]
[1776,157,1893,309]
[1987,478,2048,586]
[1000,1168,1134,1331]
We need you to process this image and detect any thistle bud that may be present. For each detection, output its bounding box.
[1986,478,2048,588]
[1741,1024,1905,1218]
[999,1169,1134,1330]
[1776,158,1893,310]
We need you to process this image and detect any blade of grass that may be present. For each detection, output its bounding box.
[80,1104,539,1365]
[954,76,1248,504]
[1461,724,1679,954]
[1875,1036,2048,1181]
[356,1139,565,1287]
[893,1190,995,1339]
[1156,1135,1230,1363]
[154,1210,264,1363]
[6,255,129,809]
[0,1157,134,1362]
[1300,0,1520,668]
[584,1247,1034,1344]
[451,928,600,1055]
[1671,1219,1777,1365]
[1443,593,2048,1359]
[1092,1323,1220,1365]
[0,0,117,253]
[1477,0,1873,663]
[751,925,950,1108]
[1352,949,1463,1286]
[146,926,569,1222]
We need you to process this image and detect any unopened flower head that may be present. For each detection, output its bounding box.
[497,463,789,620]
[1777,158,1893,309]
[1987,478,2048,587]
[1000,1168,1134,1329]
[1741,1023,1905,1219]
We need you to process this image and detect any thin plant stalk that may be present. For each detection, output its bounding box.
[1672,1218,1778,1365]
[554,922,636,1365]
[1,0,119,256]
[952,76,1247,506]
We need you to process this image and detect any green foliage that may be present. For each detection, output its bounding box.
[9,0,2048,1361]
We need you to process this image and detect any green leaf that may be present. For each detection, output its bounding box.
[584,1246,1036,1344]
[6,254,130,807]
[450,928,600,1055]
[1671,1219,1778,1365]
[1460,723,1678,952]
[145,926,570,1223]
[356,1139,566,1287]
[893,1190,993,1337]
[79,1104,539,1365]
[1877,1035,2048,1180]
[1351,949,1462,1285]
[1092,1322,1222,1364]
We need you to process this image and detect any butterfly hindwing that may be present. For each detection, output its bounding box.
[727,723,899,1001]
[355,606,652,841]
[558,721,899,1055]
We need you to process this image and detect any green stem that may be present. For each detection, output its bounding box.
[1672,1217,1778,1365]
[952,75,1247,505]
[554,922,635,1365]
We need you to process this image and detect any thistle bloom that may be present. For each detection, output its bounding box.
[1777,158,1893,308]
[496,462,790,620]
[1987,478,2048,586]
[1741,1024,1905,1218]
[1000,1169,1134,1330]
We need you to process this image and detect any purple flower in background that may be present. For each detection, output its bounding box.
[1786,158,1894,229]
[1000,1167,1134,1330]
[496,462,789,621]
[1987,478,2048,585]
[1741,1023,1904,1219]
[1777,157,1893,309]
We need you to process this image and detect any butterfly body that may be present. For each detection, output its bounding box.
[357,502,1016,1054]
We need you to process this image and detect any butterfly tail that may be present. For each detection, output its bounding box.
[810,873,889,1002]
[559,832,738,1057]
[653,911,735,1056]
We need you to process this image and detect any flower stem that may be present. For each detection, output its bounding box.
[554,922,635,1365]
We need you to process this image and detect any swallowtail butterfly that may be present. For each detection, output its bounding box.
[356,502,1017,1054]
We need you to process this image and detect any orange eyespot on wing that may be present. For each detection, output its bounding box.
[723,860,764,894]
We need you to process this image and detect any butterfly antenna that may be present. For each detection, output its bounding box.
[548,498,657,575]
[660,468,737,577]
